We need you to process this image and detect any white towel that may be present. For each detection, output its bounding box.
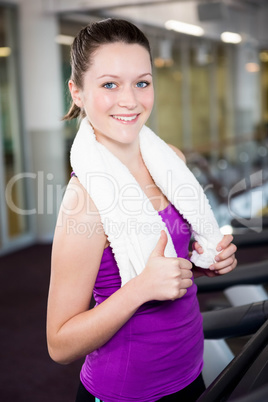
[70,118,223,286]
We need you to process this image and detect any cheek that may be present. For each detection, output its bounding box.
[143,88,154,111]
[94,93,114,113]
[85,93,115,129]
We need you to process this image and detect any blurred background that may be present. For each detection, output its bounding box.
[0,0,267,251]
[0,1,268,401]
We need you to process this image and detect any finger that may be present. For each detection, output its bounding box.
[174,289,187,300]
[172,279,193,300]
[216,234,234,252]
[171,258,192,270]
[181,278,193,289]
[214,258,237,275]
[181,269,193,279]
[192,241,204,254]
[215,243,237,262]
[151,230,168,258]
[212,256,236,270]
[178,258,193,270]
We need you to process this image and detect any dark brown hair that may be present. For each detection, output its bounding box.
[63,18,152,120]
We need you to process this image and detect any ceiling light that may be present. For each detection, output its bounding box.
[0,47,11,57]
[221,31,242,44]
[245,62,260,73]
[165,20,204,37]
[55,34,74,46]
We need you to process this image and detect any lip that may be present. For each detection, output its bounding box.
[111,113,140,124]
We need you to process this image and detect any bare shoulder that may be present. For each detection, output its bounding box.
[53,175,107,265]
[168,144,186,163]
[57,176,103,226]
[59,176,99,218]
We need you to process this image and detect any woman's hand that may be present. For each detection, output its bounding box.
[191,234,237,278]
[138,230,193,301]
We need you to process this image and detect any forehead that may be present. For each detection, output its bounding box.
[89,42,152,74]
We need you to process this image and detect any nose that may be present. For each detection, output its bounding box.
[118,85,137,110]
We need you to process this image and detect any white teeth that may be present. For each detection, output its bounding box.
[113,115,137,121]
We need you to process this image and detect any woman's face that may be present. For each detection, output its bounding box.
[70,42,154,148]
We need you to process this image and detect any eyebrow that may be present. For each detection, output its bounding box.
[97,73,152,80]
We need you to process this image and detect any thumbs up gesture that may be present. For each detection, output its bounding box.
[138,230,193,302]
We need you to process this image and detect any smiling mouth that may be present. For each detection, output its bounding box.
[112,114,139,122]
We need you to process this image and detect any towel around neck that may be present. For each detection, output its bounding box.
[70,118,223,286]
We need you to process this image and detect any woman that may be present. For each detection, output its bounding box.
[47,18,237,402]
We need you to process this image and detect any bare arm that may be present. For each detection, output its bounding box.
[47,178,193,365]
[47,177,146,364]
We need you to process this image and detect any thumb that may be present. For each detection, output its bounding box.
[151,230,168,258]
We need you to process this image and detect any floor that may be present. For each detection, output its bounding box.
[0,244,82,402]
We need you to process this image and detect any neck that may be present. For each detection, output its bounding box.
[96,135,144,173]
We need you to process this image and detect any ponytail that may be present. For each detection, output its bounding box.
[62,102,85,121]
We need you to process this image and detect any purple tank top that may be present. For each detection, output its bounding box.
[80,203,204,402]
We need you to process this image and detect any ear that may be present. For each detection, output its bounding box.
[68,80,83,108]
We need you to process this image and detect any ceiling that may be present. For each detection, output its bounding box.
[47,0,268,47]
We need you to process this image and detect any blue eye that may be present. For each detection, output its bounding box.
[103,82,116,89]
[136,81,149,88]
